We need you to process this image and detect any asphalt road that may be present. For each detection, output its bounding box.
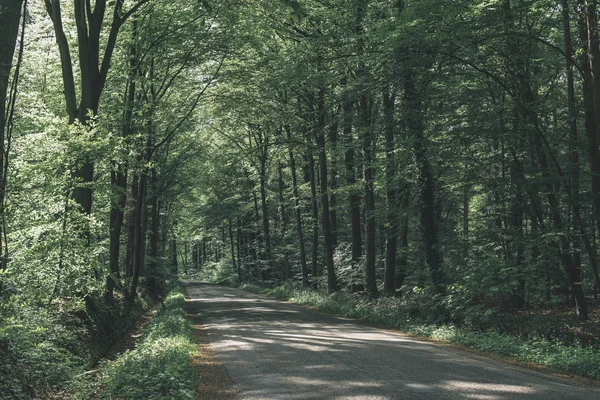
[184,282,600,400]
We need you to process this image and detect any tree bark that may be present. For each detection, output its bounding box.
[0,0,24,280]
[229,218,237,275]
[404,72,446,296]
[383,89,398,296]
[308,148,319,286]
[361,92,377,297]
[259,154,272,271]
[316,87,338,293]
[148,169,160,271]
[44,0,149,216]
[343,85,363,292]
[287,127,309,286]
[328,106,339,249]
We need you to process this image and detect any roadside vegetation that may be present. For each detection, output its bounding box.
[188,260,600,381]
[4,0,600,396]
[235,280,600,381]
[81,285,198,400]
[234,283,600,380]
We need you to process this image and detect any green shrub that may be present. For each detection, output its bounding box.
[0,305,88,399]
[89,285,197,400]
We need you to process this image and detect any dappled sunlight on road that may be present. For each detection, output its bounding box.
[184,282,600,400]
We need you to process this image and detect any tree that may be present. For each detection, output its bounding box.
[0,0,25,280]
[44,0,150,215]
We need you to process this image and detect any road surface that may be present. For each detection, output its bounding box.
[184,282,600,400]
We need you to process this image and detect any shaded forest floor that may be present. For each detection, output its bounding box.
[97,304,160,364]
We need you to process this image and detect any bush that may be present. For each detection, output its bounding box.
[0,304,88,399]
[88,285,197,399]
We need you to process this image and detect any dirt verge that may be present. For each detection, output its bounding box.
[185,288,238,400]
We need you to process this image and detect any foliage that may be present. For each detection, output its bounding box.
[85,285,197,400]
[0,305,87,399]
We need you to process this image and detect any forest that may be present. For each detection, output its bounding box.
[1,0,600,398]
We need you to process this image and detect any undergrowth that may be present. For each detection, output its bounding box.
[82,284,197,399]
[239,282,600,380]
[0,291,152,399]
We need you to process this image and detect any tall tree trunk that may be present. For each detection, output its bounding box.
[343,85,363,291]
[106,165,126,301]
[252,190,262,270]
[577,0,600,237]
[277,161,291,280]
[148,175,160,271]
[236,218,242,280]
[383,88,398,296]
[107,36,137,298]
[170,221,178,275]
[316,87,338,293]
[125,174,138,278]
[0,0,23,133]
[45,1,148,216]
[574,0,600,293]
[361,92,377,297]
[329,107,339,249]
[287,127,309,286]
[229,218,237,275]
[502,0,588,318]
[127,167,147,309]
[259,157,271,272]
[308,149,319,286]
[0,0,25,284]
[404,72,446,296]
[397,189,409,290]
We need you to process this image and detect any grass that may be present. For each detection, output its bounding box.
[239,282,600,381]
[82,284,198,399]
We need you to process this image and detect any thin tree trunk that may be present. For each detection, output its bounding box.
[308,149,319,286]
[125,174,138,278]
[578,1,600,234]
[343,83,363,291]
[107,166,126,301]
[404,72,446,296]
[0,0,25,282]
[361,92,377,297]
[127,167,147,309]
[148,172,159,275]
[236,218,242,280]
[329,106,339,249]
[316,87,337,293]
[397,189,409,290]
[287,127,309,286]
[277,161,291,280]
[229,218,237,275]
[383,88,397,296]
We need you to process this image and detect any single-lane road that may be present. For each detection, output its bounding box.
[184,282,600,400]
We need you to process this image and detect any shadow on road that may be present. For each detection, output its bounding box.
[184,281,600,400]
